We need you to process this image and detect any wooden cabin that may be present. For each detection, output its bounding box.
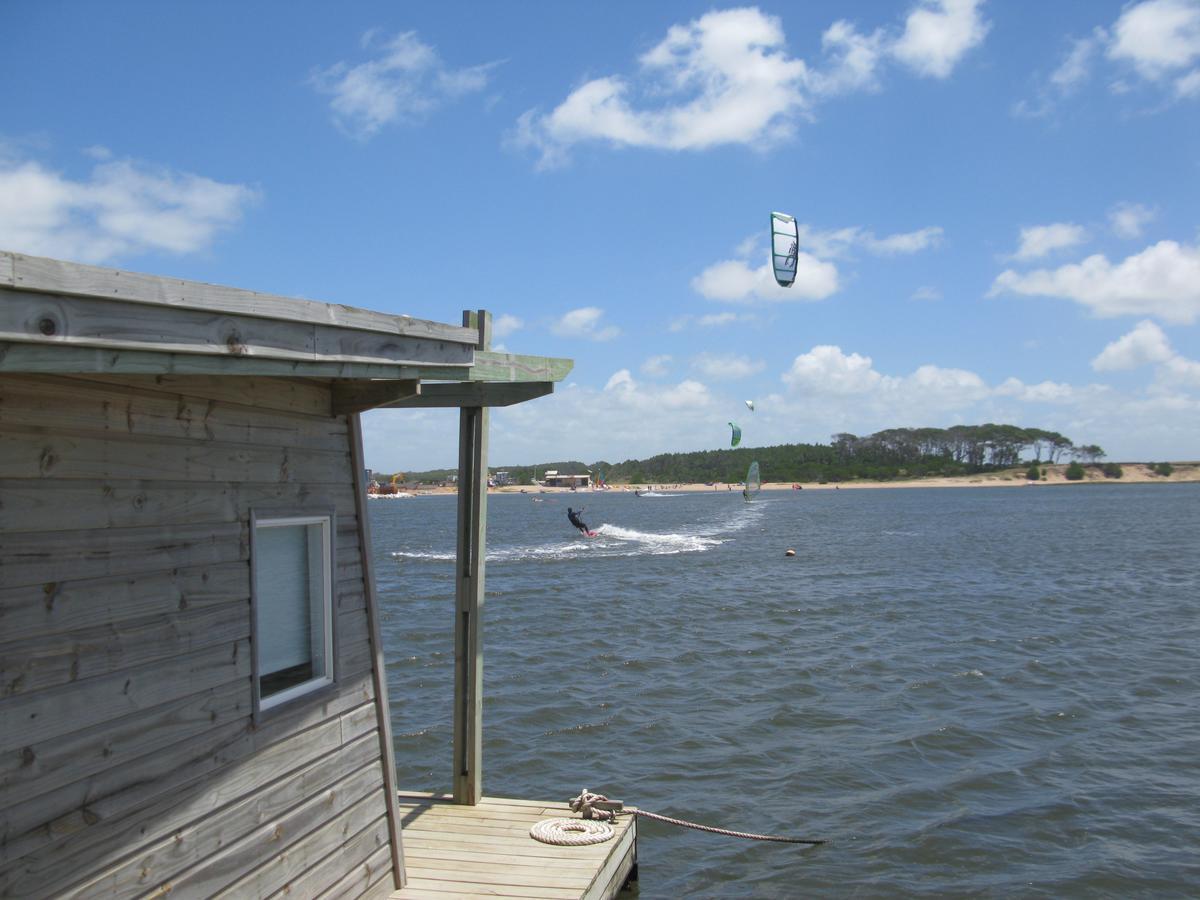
[0,251,636,898]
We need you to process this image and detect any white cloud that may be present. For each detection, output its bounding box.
[1014,28,1107,118]
[782,345,885,394]
[891,0,990,79]
[811,1,989,95]
[778,344,1133,417]
[603,369,712,411]
[1107,0,1200,82]
[1092,320,1175,370]
[692,352,765,379]
[1162,354,1200,386]
[796,223,943,257]
[906,363,993,401]
[641,354,673,376]
[492,314,523,339]
[691,253,839,303]
[699,311,739,327]
[1019,1,1200,114]
[808,19,886,96]
[604,369,634,392]
[515,4,991,166]
[1012,223,1088,260]
[312,31,493,139]
[991,239,1200,323]
[994,377,1083,403]
[864,226,944,254]
[1050,30,1105,94]
[515,8,808,167]
[0,153,258,264]
[911,285,942,301]
[550,306,620,341]
[1108,202,1156,238]
[1090,319,1200,387]
[1177,67,1200,95]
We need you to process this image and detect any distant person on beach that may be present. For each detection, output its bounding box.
[567,506,593,536]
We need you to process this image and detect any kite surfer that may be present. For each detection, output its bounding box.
[567,506,595,537]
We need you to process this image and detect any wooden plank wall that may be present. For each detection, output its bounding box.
[0,373,398,898]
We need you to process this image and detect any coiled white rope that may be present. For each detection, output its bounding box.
[529,817,615,845]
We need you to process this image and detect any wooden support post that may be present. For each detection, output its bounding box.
[453,310,491,805]
[348,413,407,888]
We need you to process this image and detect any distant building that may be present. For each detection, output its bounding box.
[542,471,591,489]
[492,470,512,486]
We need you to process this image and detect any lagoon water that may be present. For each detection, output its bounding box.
[373,484,1199,897]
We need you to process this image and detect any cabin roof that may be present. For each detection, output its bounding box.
[0,251,572,411]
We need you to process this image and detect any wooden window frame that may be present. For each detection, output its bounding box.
[250,508,338,724]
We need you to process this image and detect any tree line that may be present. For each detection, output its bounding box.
[398,424,1106,486]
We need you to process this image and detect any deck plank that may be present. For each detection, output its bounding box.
[391,795,635,900]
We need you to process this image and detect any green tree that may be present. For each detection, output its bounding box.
[1065,461,1086,481]
[1048,434,1074,463]
[1025,463,1041,481]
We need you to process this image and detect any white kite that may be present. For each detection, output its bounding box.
[770,212,799,288]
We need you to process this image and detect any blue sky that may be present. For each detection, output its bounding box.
[3,1,1199,470]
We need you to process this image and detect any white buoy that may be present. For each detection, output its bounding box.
[785,548,796,557]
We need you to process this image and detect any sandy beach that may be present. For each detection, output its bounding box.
[373,462,1200,497]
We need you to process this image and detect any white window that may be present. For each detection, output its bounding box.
[252,513,335,717]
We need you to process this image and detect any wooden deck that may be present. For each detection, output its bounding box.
[392,793,637,899]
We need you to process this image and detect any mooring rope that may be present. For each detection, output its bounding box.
[529,817,615,846]
[529,789,826,846]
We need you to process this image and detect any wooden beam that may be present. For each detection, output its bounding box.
[381,382,553,409]
[0,342,470,380]
[1,251,478,344]
[0,288,474,368]
[349,414,407,890]
[453,310,490,806]
[331,379,420,415]
[407,351,573,384]
[0,343,571,386]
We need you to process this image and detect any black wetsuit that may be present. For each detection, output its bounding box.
[567,507,590,534]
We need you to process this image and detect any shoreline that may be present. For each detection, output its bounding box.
[372,462,1200,497]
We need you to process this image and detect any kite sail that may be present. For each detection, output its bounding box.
[729,422,742,447]
[743,460,761,502]
[745,400,755,412]
[771,212,799,288]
